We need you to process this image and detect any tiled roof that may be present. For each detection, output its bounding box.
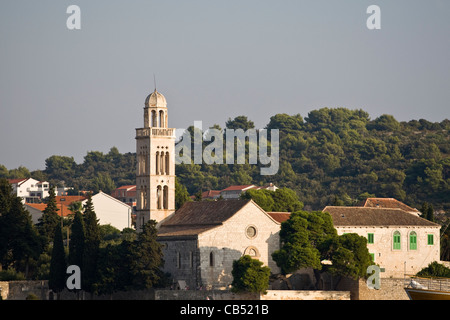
[221,185,255,191]
[323,206,439,227]
[267,212,291,223]
[26,203,73,217]
[116,185,137,191]
[362,198,420,213]
[158,199,251,238]
[8,178,28,185]
[55,195,86,204]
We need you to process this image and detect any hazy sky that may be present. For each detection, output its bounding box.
[1,0,449,170]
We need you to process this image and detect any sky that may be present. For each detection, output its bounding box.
[1,0,449,171]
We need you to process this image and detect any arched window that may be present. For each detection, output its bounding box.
[209,252,214,267]
[157,186,162,209]
[143,185,148,209]
[393,231,401,250]
[165,152,170,175]
[155,151,159,175]
[159,110,164,128]
[163,185,169,209]
[160,152,165,175]
[151,110,157,127]
[409,231,417,250]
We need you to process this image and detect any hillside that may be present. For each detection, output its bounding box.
[1,108,449,211]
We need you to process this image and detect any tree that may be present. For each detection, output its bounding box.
[48,223,66,298]
[0,179,42,274]
[37,186,61,247]
[272,211,322,274]
[416,261,450,278]
[231,255,270,294]
[321,233,373,280]
[225,115,255,130]
[68,211,85,268]
[420,202,435,222]
[82,193,101,295]
[240,189,275,211]
[129,220,165,289]
[241,187,303,212]
[175,178,191,209]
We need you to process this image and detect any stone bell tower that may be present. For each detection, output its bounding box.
[135,89,176,231]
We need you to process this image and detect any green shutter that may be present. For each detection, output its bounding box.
[409,232,417,250]
[393,231,401,250]
[368,233,374,244]
[428,234,434,245]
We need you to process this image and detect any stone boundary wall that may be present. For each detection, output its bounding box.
[1,280,407,300]
[336,277,410,300]
[0,281,48,300]
[260,290,350,300]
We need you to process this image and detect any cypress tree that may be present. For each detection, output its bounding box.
[68,211,85,268]
[82,193,100,296]
[131,220,165,289]
[49,223,66,299]
[0,178,42,275]
[37,186,61,246]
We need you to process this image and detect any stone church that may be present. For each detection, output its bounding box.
[135,89,282,289]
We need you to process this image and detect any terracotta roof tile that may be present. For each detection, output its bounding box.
[362,198,420,213]
[267,212,291,223]
[323,206,439,227]
[158,199,251,237]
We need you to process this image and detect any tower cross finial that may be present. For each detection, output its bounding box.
[153,74,157,92]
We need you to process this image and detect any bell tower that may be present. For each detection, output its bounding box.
[135,89,175,231]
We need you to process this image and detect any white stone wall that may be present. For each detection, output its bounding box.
[336,225,441,278]
[197,202,281,289]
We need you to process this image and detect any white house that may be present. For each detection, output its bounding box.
[8,178,50,203]
[220,183,278,199]
[82,191,132,231]
[323,206,441,278]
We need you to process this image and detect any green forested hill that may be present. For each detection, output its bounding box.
[1,108,449,211]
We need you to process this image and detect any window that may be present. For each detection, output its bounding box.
[209,252,214,267]
[409,232,417,250]
[246,226,257,239]
[368,233,374,244]
[428,234,434,245]
[176,252,181,268]
[369,253,375,262]
[393,231,401,250]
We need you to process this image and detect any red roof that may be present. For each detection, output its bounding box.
[26,203,74,217]
[116,185,136,191]
[362,198,420,213]
[267,212,291,223]
[8,178,28,185]
[221,185,255,191]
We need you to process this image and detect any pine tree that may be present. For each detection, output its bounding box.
[81,193,100,295]
[49,223,66,299]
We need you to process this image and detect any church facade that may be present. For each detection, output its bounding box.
[157,199,281,289]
